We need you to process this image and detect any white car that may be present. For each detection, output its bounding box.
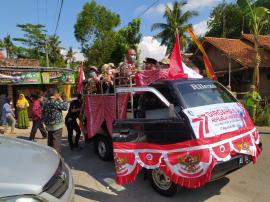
[0,136,74,202]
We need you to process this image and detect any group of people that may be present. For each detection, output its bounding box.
[84,48,172,95]
[1,94,31,134]
[1,88,83,153]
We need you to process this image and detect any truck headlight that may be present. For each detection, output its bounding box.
[0,195,47,202]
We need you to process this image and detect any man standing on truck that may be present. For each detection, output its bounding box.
[118,48,137,84]
[42,88,69,152]
[65,94,82,150]
[244,85,262,122]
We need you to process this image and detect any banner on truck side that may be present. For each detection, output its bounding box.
[183,103,253,139]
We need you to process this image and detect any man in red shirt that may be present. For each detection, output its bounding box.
[29,94,48,141]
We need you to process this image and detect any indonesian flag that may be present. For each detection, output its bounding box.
[134,33,202,86]
[77,63,85,93]
[168,33,187,79]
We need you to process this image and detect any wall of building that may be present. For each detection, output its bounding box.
[206,46,240,72]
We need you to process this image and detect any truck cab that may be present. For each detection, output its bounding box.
[111,78,261,196]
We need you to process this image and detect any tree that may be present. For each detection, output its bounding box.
[111,18,142,65]
[207,0,270,38]
[66,47,75,64]
[0,39,3,50]
[47,35,64,67]
[74,1,142,67]
[206,3,250,38]
[14,23,47,59]
[3,34,14,58]
[151,1,198,53]
[74,0,120,49]
[237,0,270,87]
[13,23,65,67]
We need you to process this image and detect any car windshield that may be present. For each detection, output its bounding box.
[177,81,237,108]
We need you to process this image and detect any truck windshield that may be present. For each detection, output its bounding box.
[177,82,237,108]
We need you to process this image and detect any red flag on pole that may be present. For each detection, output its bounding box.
[77,63,85,94]
[169,33,187,79]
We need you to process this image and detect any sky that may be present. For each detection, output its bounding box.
[0,0,235,61]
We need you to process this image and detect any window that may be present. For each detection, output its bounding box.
[177,82,237,108]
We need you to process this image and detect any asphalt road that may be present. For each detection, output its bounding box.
[11,126,270,202]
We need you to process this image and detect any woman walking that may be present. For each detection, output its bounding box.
[16,94,30,129]
[2,97,16,134]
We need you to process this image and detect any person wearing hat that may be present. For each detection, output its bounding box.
[159,58,170,69]
[144,57,158,70]
[243,85,261,122]
[84,66,100,95]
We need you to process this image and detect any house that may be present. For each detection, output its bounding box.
[198,34,270,100]
[0,58,75,103]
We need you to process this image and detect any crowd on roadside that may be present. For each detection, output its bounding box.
[0,48,262,155]
[84,48,171,95]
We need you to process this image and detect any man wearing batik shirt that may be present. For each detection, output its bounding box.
[118,48,137,84]
[42,88,69,152]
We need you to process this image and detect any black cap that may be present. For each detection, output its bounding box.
[143,57,157,65]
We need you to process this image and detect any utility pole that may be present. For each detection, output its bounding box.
[45,38,49,67]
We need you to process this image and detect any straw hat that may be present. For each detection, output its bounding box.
[108,63,116,68]
[89,66,99,73]
[101,64,110,73]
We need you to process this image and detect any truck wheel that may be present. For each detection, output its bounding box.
[148,168,178,197]
[94,135,113,161]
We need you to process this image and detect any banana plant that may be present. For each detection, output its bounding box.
[237,0,270,88]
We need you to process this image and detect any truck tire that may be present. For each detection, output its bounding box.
[94,135,113,161]
[148,168,178,197]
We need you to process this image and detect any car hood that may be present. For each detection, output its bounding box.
[0,136,60,197]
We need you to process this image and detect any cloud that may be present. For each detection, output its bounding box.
[138,36,167,62]
[61,48,86,62]
[193,20,208,36]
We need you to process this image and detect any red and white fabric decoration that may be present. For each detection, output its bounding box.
[85,94,129,138]
[114,127,261,188]
[134,33,202,87]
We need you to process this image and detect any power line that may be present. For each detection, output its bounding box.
[54,0,64,35]
[137,0,160,18]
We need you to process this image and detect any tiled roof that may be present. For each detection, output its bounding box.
[242,34,270,50]
[203,37,270,68]
[0,58,40,67]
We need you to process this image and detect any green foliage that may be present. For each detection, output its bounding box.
[207,0,270,38]
[3,34,14,58]
[74,1,142,67]
[13,24,47,59]
[84,31,118,67]
[74,0,120,48]
[255,101,270,126]
[206,3,250,38]
[151,1,198,53]
[0,39,3,50]
[13,23,65,67]
[111,18,142,65]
